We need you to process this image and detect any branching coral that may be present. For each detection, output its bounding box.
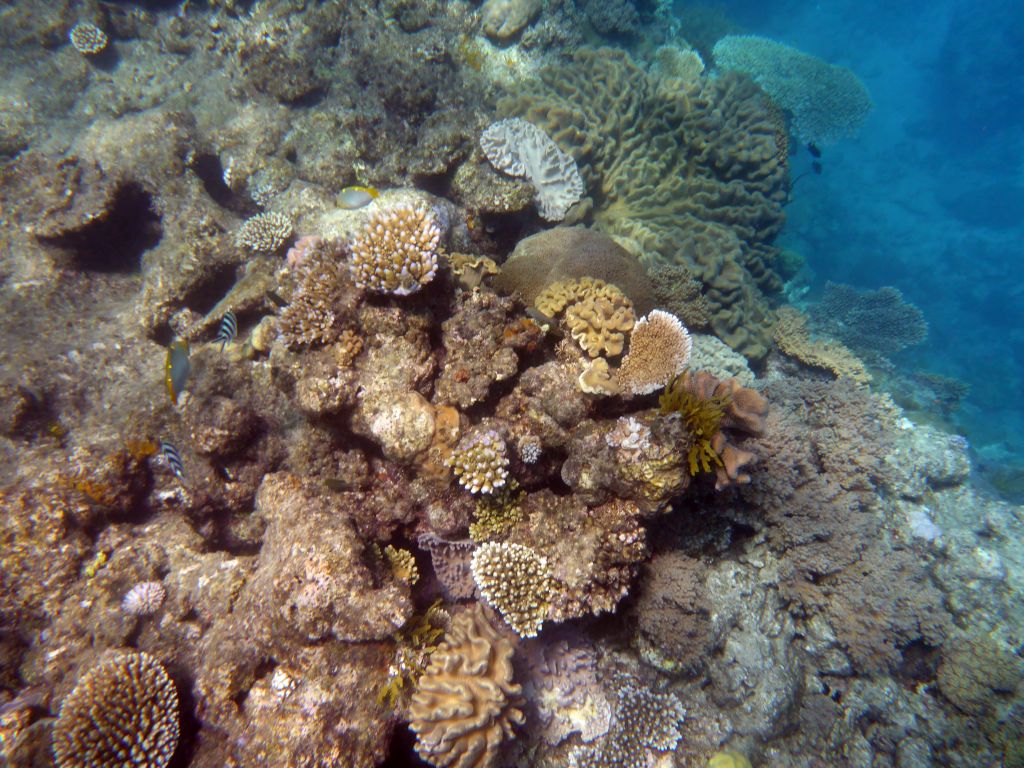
[409,604,524,768]
[574,682,686,768]
[236,211,292,254]
[53,650,179,768]
[809,282,928,356]
[278,239,359,349]
[350,204,440,295]
[470,482,526,542]
[616,310,693,395]
[712,34,873,145]
[471,541,553,638]
[447,430,510,495]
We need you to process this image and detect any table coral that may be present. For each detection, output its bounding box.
[774,307,872,384]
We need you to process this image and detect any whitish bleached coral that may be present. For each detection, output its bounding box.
[518,434,543,464]
[472,541,553,637]
[712,35,872,145]
[122,580,166,616]
[236,211,293,253]
[69,23,108,55]
[350,204,440,295]
[447,429,509,494]
[605,416,651,454]
[53,651,179,768]
[480,118,584,221]
[410,605,524,768]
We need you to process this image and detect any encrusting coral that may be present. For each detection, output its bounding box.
[409,604,524,768]
[52,650,179,768]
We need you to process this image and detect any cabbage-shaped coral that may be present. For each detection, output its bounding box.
[409,604,524,768]
[350,204,440,295]
[712,34,873,145]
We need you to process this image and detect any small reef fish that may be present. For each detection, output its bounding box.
[164,339,191,405]
[812,160,823,175]
[338,185,379,210]
[215,310,237,351]
[807,142,822,158]
[159,440,185,480]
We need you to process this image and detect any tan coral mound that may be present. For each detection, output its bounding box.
[409,605,525,768]
[53,650,179,768]
[536,277,636,358]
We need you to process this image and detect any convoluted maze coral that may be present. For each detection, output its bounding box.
[500,47,787,359]
[350,204,440,295]
[52,650,179,768]
[409,604,524,768]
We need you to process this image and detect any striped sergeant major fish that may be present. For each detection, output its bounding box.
[159,440,185,480]
[215,310,237,351]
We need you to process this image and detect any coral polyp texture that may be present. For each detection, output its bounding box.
[447,430,510,494]
[471,541,554,637]
[409,605,524,768]
[712,34,873,145]
[236,211,293,254]
[350,204,441,295]
[480,117,585,221]
[69,23,108,55]
[121,581,166,617]
[52,651,179,768]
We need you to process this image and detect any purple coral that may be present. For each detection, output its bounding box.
[122,581,166,617]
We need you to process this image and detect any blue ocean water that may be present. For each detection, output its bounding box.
[701,0,1024,492]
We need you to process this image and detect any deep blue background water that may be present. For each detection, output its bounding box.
[681,0,1024,478]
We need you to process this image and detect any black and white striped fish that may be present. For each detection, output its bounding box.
[215,311,237,351]
[159,440,185,480]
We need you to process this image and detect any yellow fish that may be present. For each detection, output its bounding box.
[338,185,379,209]
[164,339,191,405]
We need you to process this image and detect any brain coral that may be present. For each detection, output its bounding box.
[409,604,524,768]
[52,650,179,768]
[499,47,787,360]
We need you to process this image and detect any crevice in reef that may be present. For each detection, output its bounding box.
[42,183,162,273]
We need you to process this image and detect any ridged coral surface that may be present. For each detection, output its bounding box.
[409,605,524,768]
[52,650,179,768]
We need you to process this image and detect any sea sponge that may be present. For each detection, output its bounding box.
[409,604,524,768]
[471,542,553,638]
[480,118,585,221]
[712,34,873,145]
[447,430,510,495]
[350,204,440,295]
[236,211,293,253]
[52,650,179,768]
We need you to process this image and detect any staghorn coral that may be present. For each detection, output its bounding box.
[236,211,293,254]
[409,604,524,768]
[480,118,585,221]
[471,541,553,638]
[447,430,510,495]
[350,204,440,296]
[500,48,787,359]
[52,650,179,768]
[774,307,872,384]
[712,35,873,145]
[809,282,928,356]
[384,545,419,585]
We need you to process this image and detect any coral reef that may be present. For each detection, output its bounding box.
[350,204,441,296]
[810,281,929,356]
[409,604,524,768]
[713,35,873,145]
[471,541,553,637]
[773,306,872,383]
[236,211,293,254]
[52,650,178,768]
[448,430,510,495]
